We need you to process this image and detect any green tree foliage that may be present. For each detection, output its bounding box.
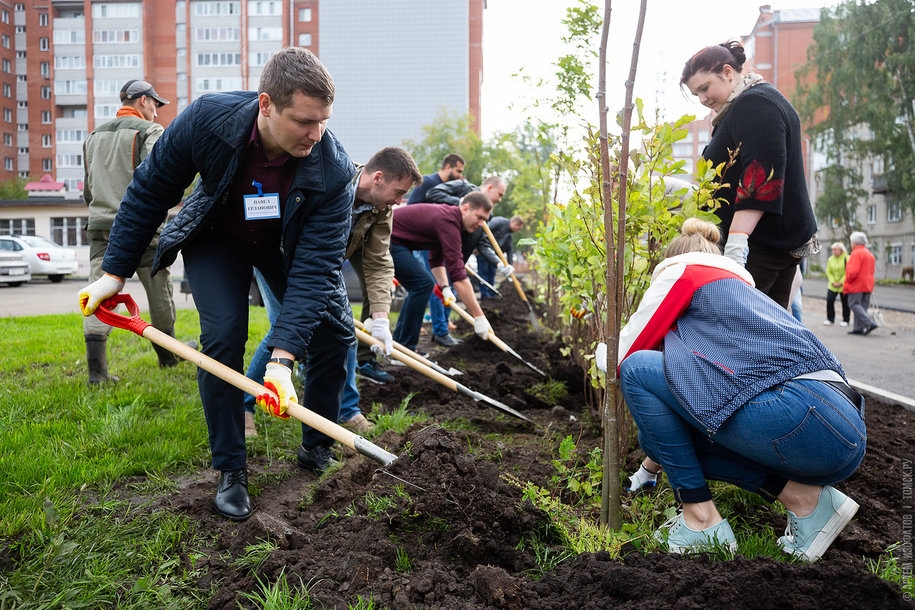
[796,0,915,213]
[0,177,28,200]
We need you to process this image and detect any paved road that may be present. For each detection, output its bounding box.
[4,275,914,403]
[0,276,197,317]
[803,275,914,313]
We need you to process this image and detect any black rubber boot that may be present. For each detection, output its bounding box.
[85,335,118,385]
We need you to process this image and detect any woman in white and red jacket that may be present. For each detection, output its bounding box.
[600,219,865,561]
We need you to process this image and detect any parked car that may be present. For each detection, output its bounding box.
[0,235,79,283]
[0,249,31,286]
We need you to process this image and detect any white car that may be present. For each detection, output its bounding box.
[0,249,31,286]
[0,235,79,283]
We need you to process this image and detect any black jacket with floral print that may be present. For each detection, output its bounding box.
[703,82,817,253]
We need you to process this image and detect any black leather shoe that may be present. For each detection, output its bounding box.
[297,444,338,473]
[847,329,864,335]
[862,323,878,335]
[432,333,462,347]
[213,469,252,521]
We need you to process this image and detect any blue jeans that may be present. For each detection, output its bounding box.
[243,269,361,426]
[391,243,435,351]
[619,350,866,504]
[477,256,498,298]
[415,250,450,336]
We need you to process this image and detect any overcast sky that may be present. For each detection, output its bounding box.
[480,0,837,137]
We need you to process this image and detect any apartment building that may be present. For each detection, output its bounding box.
[671,5,914,280]
[0,0,484,265]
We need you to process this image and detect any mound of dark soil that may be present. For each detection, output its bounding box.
[155,297,914,608]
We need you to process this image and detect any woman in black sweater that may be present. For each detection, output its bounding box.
[681,40,819,308]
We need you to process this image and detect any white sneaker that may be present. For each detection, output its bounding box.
[840,321,849,327]
[823,320,833,325]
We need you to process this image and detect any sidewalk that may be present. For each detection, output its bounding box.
[800,290,915,407]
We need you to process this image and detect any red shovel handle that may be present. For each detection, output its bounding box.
[93,294,151,336]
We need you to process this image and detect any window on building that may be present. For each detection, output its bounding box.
[195,77,242,92]
[12,4,23,13]
[2,84,10,98]
[299,7,312,21]
[42,158,52,172]
[15,25,24,34]
[195,52,241,66]
[16,146,26,154]
[39,37,50,51]
[888,243,902,265]
[93,104,119,119]
[251,51,272,66]
[53,30,86,45]
[249,1,279,15]
[54,80,88,96]
[194,2,241,16]
[92,3,140,18]
[93,30,140,44]
[887,202,903,222]
[866,205,877,224]
[3,133,10,146]
[41,134,51,147]
[15,51,25,59]
[38,12,49,26]
[55,56,86,70]
[93,55,141,69]
[40,62,50,77]
[17,123,26,131]
[56,129,88,143]
[1,34,9,48]
[4,157,12,171]
[52,216,88,247]
[41,111,51,124]
[298,33,312,47]
[40,86,51,99]
[2,59,10,73]
[15,100,25,109]
[1,10,9,23]
[0,218,35,235]
[249,27,281,41]
[4,109,12,122]
[57,154,82,167]
[194,27,240,41]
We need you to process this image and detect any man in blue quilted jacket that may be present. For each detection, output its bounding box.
[78,48,356,522]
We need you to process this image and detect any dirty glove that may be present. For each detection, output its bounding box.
[473,315,492,340]
[626,464,660,493]
[723,232,749,267]
[79,273,125,316]
[497,262,514,277]
[594,342,608,373]
[363,316,393,355]
[256,362,296,419]
[440,285,456,307]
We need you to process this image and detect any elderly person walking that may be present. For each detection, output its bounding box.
[844,232,878,335]
[824,242,850,327]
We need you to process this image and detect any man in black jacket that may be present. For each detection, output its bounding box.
[476,215,524,299]
[79,48,355,522]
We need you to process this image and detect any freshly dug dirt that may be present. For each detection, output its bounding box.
[138,298,913,608]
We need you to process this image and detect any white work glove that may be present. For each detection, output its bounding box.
[497,262,514,277]
[441,285,456,307]
[626,464,660,493]
[473,315,492,340]
[594,342,608,373]
[79,273,125,316]
[256,362,297,419]
[723,232,749,267]
[363,316,393,355]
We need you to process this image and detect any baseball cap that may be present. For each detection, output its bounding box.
[119,80,169,107]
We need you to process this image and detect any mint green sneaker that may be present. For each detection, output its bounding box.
[653,513,738,554]
[778,485,858,562]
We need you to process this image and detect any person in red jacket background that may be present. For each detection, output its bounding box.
[843,231,878,335]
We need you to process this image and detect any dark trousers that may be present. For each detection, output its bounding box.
[825,289,850,323]
[184,232,348,471]
[390,243,435,351]
[746,245,799,309]
[477,256,498,298]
